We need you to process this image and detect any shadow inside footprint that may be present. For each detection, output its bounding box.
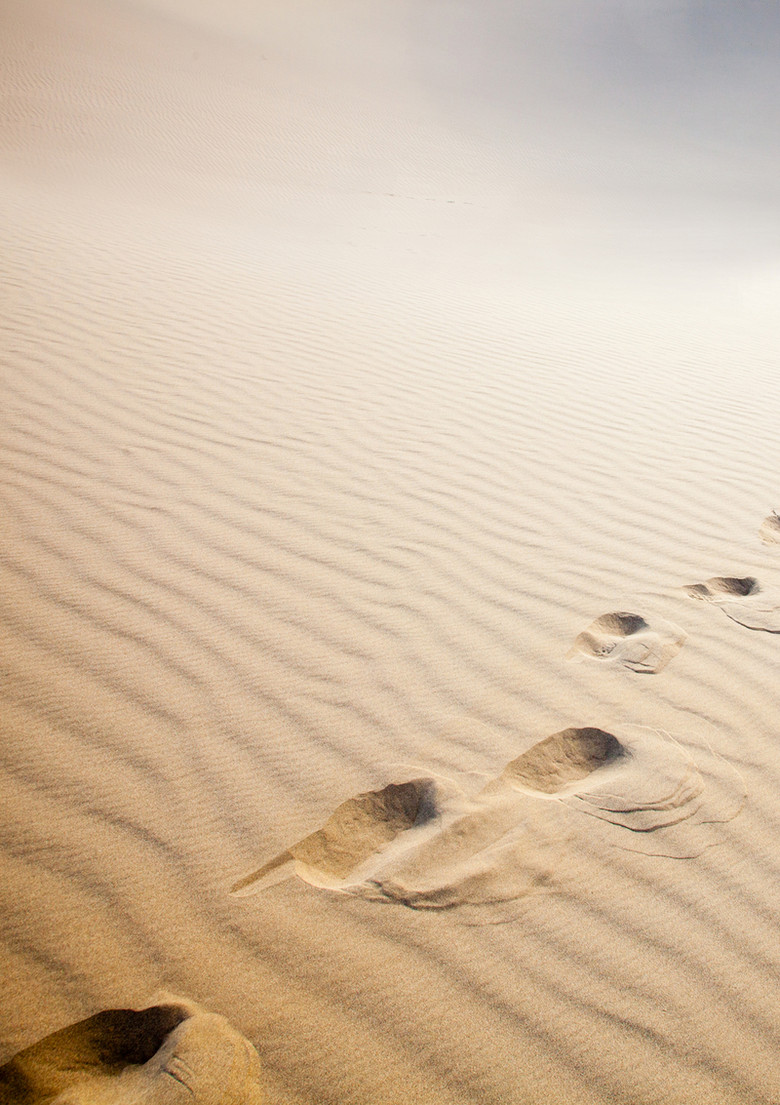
[499,724,744,855]
[233,779,437,894]
[0,997,265,1104]
[499,727,625,794]
[568,612,686,673]
[684,576,780,632]
[760,511,780,543]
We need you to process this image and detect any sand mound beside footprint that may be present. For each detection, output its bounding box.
[684,576,780,632]
[568,612,686,672]
[0,996,266,1104]
[361,790,569,912]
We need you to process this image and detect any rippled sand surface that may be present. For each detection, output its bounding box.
[3,3,780,1102]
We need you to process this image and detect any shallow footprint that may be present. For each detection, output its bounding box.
[684,575,780,632]
[568,612,686,673]
[759,511,780,544]
[501,724,744,857]
[0,995,265,1104]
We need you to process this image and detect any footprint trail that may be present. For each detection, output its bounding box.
[233,725,743,914]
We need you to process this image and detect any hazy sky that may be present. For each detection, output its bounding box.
[122,0,780,273]
[404,1,780,264]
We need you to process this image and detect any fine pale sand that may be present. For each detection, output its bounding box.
[3,2,780,1103]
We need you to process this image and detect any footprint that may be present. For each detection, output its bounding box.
[232,779,441,894]
[498,726,625,794]
[500,724,744,857]
[0,995,266,1104]
[759,511,780,543]
[233,771,566,914]
[684,575,780,632]
[501,724,703,831]
[568,612,686,673]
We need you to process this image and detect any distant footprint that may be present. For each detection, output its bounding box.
[0,995,266,1104]
[568,612,686,673]
[684,575,780,632]
[759,510,780,543]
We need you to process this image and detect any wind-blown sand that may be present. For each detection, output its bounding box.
[3,1,780,1102]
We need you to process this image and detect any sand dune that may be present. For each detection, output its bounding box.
[3,0,780,1102]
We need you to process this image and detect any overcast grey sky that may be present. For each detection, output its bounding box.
[405,1,780,264]
[141,0,780,273]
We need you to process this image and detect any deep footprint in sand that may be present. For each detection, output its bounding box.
[0,995,265,1104]
[232,779,443,895]
[684,575,780,632]
[568,612,686,673]
[759,511,780,543]
[500,724,744,857]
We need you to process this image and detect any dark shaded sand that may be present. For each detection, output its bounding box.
[759,510,780,543]
[568,611,686,673]
[0,997,265,1104]
[685,576,780,632]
